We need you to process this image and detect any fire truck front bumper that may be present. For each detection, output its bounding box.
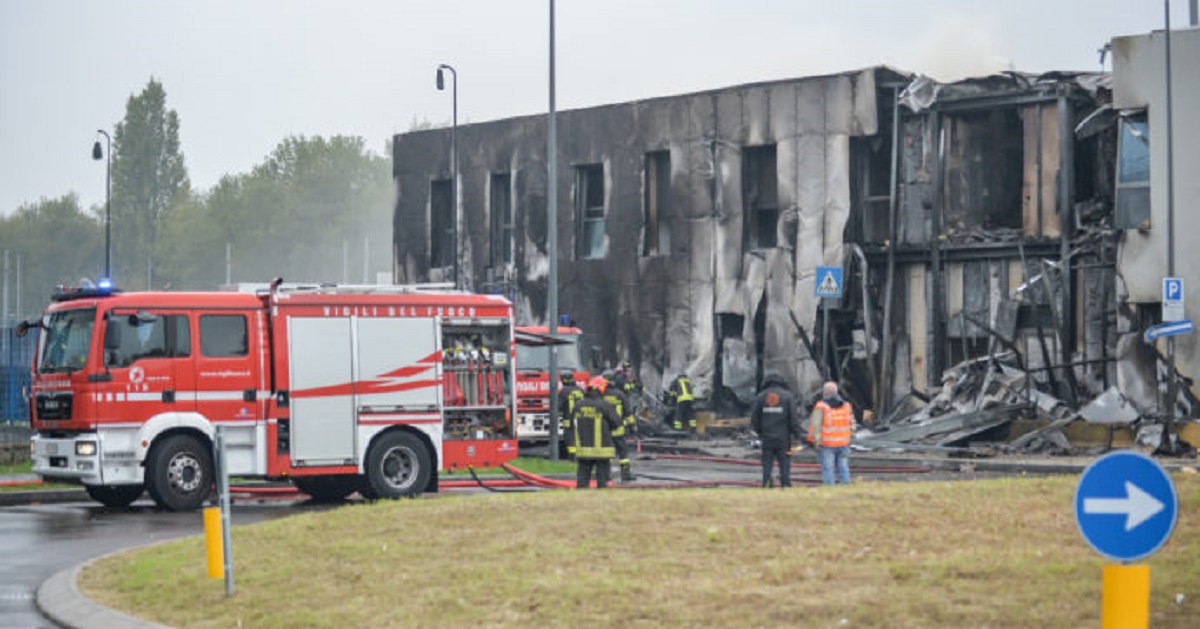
[515,412,551,441]
[31,434,108,485]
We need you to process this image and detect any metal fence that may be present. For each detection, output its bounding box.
[1,326,36,426]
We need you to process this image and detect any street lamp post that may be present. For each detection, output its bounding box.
[92,130,111,280]
[436,63,458,289]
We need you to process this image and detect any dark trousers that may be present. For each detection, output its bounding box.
[613,433,629,464]
[761,444,792,488]
[576,458,611,489]
[673,401,695,430]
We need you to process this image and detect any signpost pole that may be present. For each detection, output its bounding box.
[821,298,830,376]
[1162,0,1179,454]
[1102,565,1150,629]
[814,266,844,380]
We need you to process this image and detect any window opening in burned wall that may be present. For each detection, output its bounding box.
[490,172,513,267]
[430,179,453,269]
[643,150,671,257]
[941,109,1023,235]
[1115,113,1150,230]
[575,164,606,259]
[851,133,893,244]
[742,145,778,251]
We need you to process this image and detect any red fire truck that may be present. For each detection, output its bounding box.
[24,280,518,510]
[513,325,589,443]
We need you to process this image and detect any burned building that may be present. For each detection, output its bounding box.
[392,36,1197,426]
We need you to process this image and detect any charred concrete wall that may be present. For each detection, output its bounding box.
[393,69,890,406]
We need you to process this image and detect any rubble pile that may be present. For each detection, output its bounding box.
[856,353,1195,458]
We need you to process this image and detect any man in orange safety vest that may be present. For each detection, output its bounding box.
[807,381,854,485]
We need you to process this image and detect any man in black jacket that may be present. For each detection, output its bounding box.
[749,372,802,488]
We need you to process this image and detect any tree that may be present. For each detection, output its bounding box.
[0,194,102,317]
[111,78,190,289]
[155,135,393,289]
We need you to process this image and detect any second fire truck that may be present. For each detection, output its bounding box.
[513,325,589,444]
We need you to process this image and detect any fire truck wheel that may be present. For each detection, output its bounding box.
[145,434,214,511]
[85,484,144,508]
[364,431,431,499]
[292,475,359,502]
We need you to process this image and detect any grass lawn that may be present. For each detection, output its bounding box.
[80,473,1200,628]
[0,460,33,475]
[469,456,576,476]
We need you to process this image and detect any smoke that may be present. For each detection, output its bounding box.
[900,11,1013,81]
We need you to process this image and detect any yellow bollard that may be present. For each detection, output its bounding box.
[204,506,224,579]
[1102,564,1149,629]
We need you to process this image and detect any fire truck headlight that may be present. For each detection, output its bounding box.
[76,441,97,457]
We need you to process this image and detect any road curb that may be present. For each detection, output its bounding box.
[38,554,170,629]
[0,488,88,507]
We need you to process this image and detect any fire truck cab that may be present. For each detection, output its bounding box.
[26,281,518,510]
[513,326,588,443]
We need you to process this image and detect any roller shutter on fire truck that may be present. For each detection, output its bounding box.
[287,316,439,467]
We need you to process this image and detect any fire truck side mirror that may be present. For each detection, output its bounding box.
[15,318,49,338]
[104,318,122,350]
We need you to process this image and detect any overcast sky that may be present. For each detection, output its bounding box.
[1,0,1190,217]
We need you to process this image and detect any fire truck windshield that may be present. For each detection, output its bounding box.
[516,337,583,371]
[37,308,96,374]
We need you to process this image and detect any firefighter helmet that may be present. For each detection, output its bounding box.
[588,375,608,393]
[560,372,574,384]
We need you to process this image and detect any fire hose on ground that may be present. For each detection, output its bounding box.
[225,452,933,498]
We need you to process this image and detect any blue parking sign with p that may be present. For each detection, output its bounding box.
[1164,278,1183,302]
[1163,277,1185,322]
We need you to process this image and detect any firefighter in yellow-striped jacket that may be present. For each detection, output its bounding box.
[571,376,622,489]
[666,373,696,432]
[603,371,638,482]
[558,372,584,458]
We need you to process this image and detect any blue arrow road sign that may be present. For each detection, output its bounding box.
[1074,451,1177,562]
[1144,320,1195,343]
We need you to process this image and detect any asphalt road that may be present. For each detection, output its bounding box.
[0,496,303,629]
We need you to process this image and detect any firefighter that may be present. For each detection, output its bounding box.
[666,373,696,432]
[571,376,622,489]
[603,370,637,481]
[558,372,583,458]
[614,360,643,416]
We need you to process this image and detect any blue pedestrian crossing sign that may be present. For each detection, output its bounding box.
[1074,451,1177,562]
[815,266,843,298]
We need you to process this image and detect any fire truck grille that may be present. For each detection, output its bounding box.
[36,392,73,421]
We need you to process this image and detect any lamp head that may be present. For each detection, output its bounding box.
[436,67,445,91]
[92,141,103,161]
